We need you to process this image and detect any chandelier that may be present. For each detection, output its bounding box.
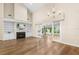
[47,8,65,21]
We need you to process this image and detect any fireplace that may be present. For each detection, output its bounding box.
[16,32,25,39]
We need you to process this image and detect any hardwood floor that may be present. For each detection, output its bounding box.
[0,37,79,55]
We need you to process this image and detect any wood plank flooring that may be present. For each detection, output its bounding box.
[0,37,79,55]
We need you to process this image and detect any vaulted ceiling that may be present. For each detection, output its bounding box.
[24,3,46,12]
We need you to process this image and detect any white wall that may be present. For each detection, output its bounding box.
[33,4,54,37]
[0,4,4,40]
[33,3,79,47]
[54,3,79,47]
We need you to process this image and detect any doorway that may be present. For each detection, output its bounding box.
[42,21,60,40]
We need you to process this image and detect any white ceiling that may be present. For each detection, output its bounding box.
[24,3,46,12]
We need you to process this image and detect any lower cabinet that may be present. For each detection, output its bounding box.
[4,32,15,40]
[26,24,32,37]
[26,31,32,37]
[3,21,16,40]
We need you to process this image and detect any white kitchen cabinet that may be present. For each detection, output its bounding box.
[27,9,32,22]
[0,3,14,19]
[4,3,14,19]
[3,21,16,40]
[4,32,15,40]
[26,24,32,37]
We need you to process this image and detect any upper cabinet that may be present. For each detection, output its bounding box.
[0,3,14,19]
[14,4,27,21]
[27,9,32,22]
[4,3,14,19]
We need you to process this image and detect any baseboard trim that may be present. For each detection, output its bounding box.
[53,39,79,48]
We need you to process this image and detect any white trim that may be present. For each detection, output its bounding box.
[53,39,79,48]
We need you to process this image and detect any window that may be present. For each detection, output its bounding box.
[53,21,60,36]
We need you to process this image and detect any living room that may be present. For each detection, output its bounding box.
[0,3,79,55]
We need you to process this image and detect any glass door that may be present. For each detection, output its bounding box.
[42,24,52,35]
[53,21,60,36]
